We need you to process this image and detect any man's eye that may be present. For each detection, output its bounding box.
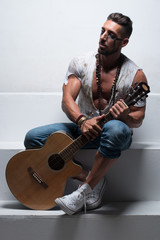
[108,33,116,39]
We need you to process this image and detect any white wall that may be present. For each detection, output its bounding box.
[0,0,159,93]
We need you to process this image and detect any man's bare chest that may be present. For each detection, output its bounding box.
[92,67,118,101]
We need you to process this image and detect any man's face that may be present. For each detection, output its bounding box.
[98,20,126,56]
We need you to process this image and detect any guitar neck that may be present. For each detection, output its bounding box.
[59,134,88,161]
[59,112,113,161]
[97,112,113,127]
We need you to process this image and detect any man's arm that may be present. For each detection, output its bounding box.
[62,75,82,122]
[62,75,104,139]
[109,70,147,128]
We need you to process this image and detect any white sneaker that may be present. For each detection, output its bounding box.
[55,183,92,215]
[86,177,106,210]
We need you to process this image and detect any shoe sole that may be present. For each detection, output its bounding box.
[86,178,106,210]
[55,198,82,215]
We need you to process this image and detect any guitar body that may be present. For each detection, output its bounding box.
[6,132,82,210]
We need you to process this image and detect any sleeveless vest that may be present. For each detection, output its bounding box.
[64,52,144,118]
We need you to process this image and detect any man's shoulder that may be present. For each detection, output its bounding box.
[123,54,141,70]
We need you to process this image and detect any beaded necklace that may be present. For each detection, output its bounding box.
[96,53,125,115]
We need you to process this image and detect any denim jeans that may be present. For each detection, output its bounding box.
[24,120,132,159]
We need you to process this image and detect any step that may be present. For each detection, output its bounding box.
[0,92,159,143]
[1,146,160,202]
[0,201,160,240]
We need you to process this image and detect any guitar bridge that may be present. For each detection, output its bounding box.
[27,167,48,189]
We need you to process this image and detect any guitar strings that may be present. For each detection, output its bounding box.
[48,135,88,170]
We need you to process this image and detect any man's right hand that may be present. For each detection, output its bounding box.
[80,115,104,140]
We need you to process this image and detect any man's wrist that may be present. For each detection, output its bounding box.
[76,115,88,128]
[75,115,84,124]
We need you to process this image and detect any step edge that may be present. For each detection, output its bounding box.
[1,200,160,218]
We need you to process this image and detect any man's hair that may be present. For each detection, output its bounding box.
[107,13,133,38]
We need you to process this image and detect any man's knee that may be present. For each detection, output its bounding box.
[99,120,132,158]
[24,128,41,149]
[102,120,132,144]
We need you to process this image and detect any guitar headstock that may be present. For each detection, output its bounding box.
[125,82,150,106]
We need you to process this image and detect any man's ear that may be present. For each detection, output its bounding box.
[121,38,129,47]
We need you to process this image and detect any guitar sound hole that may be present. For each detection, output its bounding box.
[48,154,65,171]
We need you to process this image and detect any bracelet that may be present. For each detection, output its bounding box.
[75,114,84,124]
[77,116,88,128]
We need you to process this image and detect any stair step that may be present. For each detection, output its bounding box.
[0,200,160,217]
[1,148,160,202]
[0,93,160,144]
[1,201,160,240]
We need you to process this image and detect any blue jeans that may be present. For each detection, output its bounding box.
[24,120,132,159]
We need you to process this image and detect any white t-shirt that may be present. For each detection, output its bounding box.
[64,52,145,118]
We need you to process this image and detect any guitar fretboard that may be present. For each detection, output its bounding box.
[59,135,88,161]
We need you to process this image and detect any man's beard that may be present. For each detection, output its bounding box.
[98,41,120,56]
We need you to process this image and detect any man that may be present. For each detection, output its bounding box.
[24,13,147,215]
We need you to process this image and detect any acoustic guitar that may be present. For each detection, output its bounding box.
[6,82,150,210]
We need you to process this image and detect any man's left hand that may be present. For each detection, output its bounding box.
[109,99,130,121]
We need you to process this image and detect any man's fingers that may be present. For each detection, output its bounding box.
[120,99,129,108]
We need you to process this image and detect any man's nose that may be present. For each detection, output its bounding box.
[101,32,108,41]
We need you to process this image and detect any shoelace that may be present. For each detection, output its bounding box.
[77,187,87,214]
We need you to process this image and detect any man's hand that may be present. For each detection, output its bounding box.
[109,99,130,121]
[81,115,105,140]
